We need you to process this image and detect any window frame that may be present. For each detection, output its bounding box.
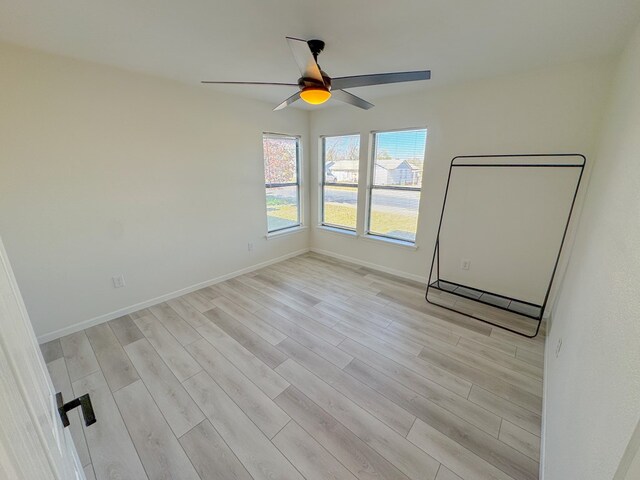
[263,133,302,234]
[365,127,427,244]
[320,133,361,232]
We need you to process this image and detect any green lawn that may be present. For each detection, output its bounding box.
[268,202,417,240]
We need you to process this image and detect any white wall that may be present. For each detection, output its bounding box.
[0,42,309,340]
[542,22,640,480]
[2,29,638,478]
[0,38,623,354]
[309,59,613,292]
[439,162,582,305]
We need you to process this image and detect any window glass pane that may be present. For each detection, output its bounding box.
[369,189,420,242]
[324,135,360,185]
[263,136,298,184]
[266,185,300,232]
[322,135,359,230]
[323,185,357,230]
[263,134,300,233]
[373,129,426,187]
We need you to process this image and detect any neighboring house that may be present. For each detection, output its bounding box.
[375,159,422,186]
[325,160,358,183]
[326,159,422,186]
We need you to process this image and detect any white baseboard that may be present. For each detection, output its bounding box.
[37,248,309,343]
[309,247,428,284]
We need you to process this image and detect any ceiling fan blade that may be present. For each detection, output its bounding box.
[274,91,301,111]
[201,81,298,86]
[331,90,374,110]
[331,71,431,90]
[286,37,324,84]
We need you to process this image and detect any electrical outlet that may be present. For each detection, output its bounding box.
[112,275,126,288]
[247,242,254,252]
[460,259,471,270]
[555,338,563,358]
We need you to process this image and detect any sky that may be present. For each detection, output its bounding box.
[376,129,427,161]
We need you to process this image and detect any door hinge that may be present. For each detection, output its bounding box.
[56,392,96,428]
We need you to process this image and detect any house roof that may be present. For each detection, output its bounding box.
[376,159,421,171]
[328,160,359,172]
[329,159,422,172]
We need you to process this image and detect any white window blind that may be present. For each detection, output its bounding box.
[367,129,427,243]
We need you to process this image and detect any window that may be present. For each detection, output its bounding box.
[263,134,301,233]
[321,135,360,231]
[367,128,427,243]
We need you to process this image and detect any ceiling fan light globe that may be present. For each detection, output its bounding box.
[300,86,331,105]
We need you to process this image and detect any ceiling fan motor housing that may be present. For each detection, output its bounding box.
[307,39,325,58]
[298,75,331,89]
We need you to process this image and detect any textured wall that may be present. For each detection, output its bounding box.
[543,22,640,480]
[0,42,309,339]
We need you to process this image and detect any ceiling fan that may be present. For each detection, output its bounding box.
[202,37,431,111]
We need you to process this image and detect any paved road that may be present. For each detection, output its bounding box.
[324,188,420,211]
[268,187,420,213]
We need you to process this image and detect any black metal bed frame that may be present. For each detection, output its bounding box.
[425,154,586,338]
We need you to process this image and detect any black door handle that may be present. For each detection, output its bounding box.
[56,392,96,428]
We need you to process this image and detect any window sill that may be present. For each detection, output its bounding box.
[265,225,308,240]
[361,234,418,250]
[316,225,358,237]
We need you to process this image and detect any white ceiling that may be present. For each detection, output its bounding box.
[1,0,639,109]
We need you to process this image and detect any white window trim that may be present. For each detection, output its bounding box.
[365,126,427,245]
[361,233,419,249]
[319,133,361,233]
[315,224,416,246]
[265,225,308,239]
[263,132,303,235]
[316,225,358,237]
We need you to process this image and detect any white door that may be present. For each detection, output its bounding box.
[0,236,84,479]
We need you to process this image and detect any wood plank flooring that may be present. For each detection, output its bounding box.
[42,253,544,480]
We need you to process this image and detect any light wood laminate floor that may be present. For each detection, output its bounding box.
[41,253,545,480]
